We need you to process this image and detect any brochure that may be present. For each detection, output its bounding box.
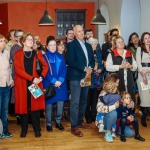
[28,84,43,99]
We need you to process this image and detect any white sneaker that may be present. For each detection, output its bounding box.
[111,132,116,138]
[99,124,104,132]
[105,133,113,143]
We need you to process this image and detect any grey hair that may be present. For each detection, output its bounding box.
[88,37,98,45]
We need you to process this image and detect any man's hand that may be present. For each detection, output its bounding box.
[85,67,93,74]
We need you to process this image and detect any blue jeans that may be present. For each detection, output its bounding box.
[103,110,117,131]
[0,86,11,132]
[46,101,64,126]
[118,126,134,137]
[70,80,89,129]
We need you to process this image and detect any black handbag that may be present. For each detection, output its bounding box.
[44,84,56,100]
[36,51,43,75]
[44,54,56,100]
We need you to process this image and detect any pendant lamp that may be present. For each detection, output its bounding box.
[0,20,2,25]
[91,0,106,25]
[39,0,54,25]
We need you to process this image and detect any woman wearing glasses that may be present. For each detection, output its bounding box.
[14,32,48,138]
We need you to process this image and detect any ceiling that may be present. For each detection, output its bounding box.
[0,0,95,3]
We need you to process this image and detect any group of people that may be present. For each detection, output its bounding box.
[0,25,150,144]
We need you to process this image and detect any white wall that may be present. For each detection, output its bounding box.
[95,0,122,43]
[98,3,109,45]
[120,0,141,44]
[140,0,150,33]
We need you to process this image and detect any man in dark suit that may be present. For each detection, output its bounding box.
[66,25,95,137]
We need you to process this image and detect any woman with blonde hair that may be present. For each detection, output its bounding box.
[106,36,137,102]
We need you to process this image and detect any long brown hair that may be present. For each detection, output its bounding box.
[140,32,150,53]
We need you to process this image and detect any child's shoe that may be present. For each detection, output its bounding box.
[111,132,116,138]
[99,124,104,132]
[134,135,145,142]
[0,133,5,139]
[120,135,126,142]
[105,132,113,143]
[4,131,12,138]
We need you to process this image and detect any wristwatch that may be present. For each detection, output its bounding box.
[39,76,43,81]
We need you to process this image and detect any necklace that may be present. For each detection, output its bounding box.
[24,51,32,58]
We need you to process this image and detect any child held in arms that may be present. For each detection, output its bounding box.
[96,80,121,140]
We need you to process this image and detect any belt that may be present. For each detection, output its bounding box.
[141,63,150,67]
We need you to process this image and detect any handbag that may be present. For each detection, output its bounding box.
[44,54,56,100]
[36,51,43,75]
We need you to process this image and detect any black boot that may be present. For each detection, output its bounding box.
[141,115,147,127]
[16,116,21,125]
[120,135,126,142]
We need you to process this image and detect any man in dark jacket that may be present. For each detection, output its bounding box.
[66,25,95,137]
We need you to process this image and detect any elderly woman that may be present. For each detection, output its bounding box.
[136,32,150,127]
[42,37,68,132]
[14,33,48,138]
[0,35,14,138]
[106,36,137,102]
[85,37,104,124]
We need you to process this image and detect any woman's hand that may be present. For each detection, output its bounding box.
[119,62,126,69]
[140,70,148,76]
[114,101,119,108]
[125,62,133,69]
[94,66,98,71]
[11,82,14,87]
[96,69,102,73]
[143,76,148,85]
[55,81,62,88]
[33,78,41,85]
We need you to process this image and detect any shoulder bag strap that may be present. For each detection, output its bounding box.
[44,54,53,75]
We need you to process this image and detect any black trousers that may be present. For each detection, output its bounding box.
[85,88,100,122]
[20,110,40,133]
[120,118,139,136]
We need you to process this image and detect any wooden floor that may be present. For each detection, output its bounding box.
[0,114,149,150]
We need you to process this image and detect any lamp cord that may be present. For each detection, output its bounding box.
[46,0,47,10]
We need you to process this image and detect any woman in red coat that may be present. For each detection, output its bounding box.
[14,33,48,138]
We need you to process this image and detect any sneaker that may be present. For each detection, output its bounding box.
[0,133,5,139]
[99,124,104,132]
[105,133,113,143]
[111,132,116,138]
[4,131,12,138]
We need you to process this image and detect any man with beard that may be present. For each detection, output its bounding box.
[34,35,44,51]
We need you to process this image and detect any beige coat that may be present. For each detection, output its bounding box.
[0,50,13,87]
[136,47,150,107]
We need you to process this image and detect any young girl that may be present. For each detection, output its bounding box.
[96,80,121,140]
[117,91,145,142]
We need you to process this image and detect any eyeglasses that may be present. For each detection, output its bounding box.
[26,38,33,42]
